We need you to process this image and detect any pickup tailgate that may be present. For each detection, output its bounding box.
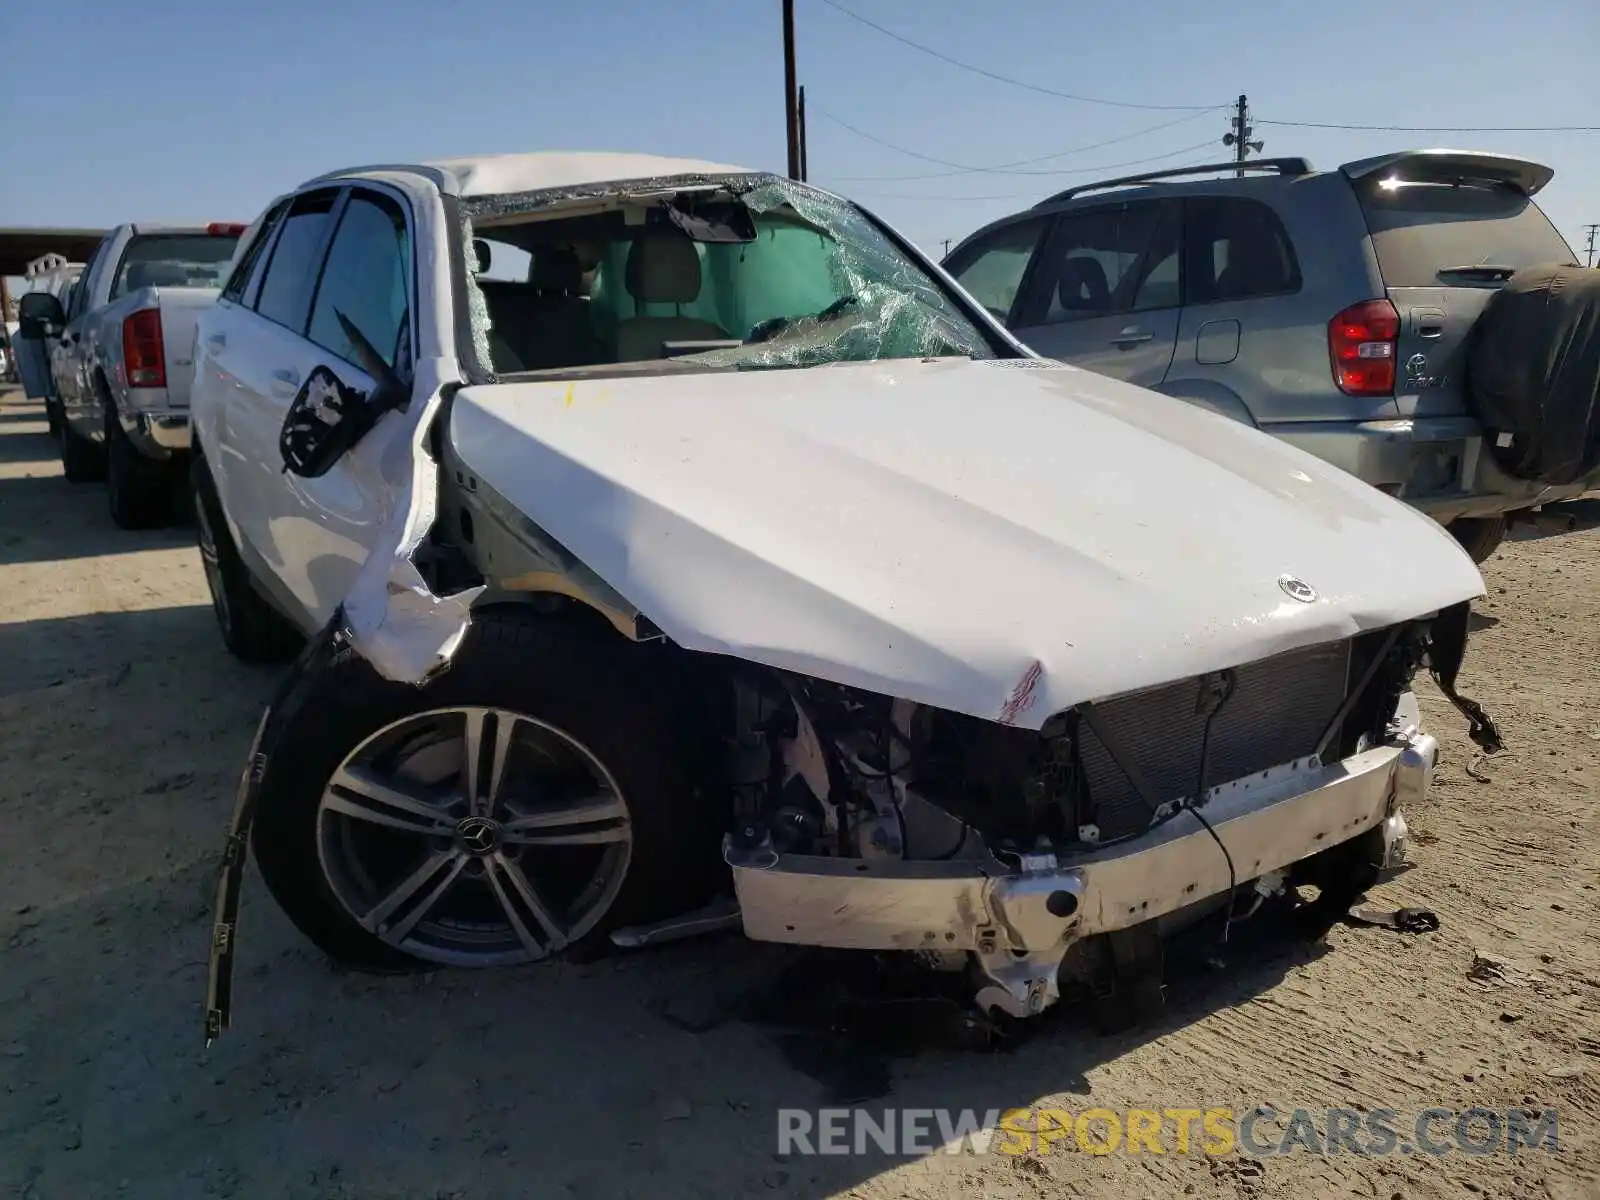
[143,287,221,407]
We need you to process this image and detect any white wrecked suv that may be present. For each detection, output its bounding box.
[193,153,1500,1039]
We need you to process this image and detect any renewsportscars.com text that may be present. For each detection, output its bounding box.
[777,1105,1560,1158]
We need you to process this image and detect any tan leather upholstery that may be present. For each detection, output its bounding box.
[613,232,729,360]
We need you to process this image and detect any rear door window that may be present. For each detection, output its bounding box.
[1354,180,1577,287]
[1183,196,1301,304]
[254,190,341,333]
[943,218,1049,322]
[222,201,288,305]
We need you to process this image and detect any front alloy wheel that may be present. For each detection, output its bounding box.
[316,706,632,966]
[248,609,727,973]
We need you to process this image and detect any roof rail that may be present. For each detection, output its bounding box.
[1032,157,1314,208]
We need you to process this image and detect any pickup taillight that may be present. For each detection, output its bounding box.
[1328,300,1400,397]
[122,308,166,389]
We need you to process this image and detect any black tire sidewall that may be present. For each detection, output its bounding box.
[1448,515,1507,565]
[105,400,169,528]
[191,459,300,663]
[251,612,725,971]
[59,420,105,483]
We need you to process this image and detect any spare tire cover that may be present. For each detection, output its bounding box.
[1465,263,1600,486]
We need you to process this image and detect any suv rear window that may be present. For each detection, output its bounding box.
[110,234,240,299]
[1354,180,1576,288]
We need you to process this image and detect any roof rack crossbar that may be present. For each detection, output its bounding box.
[1032,157,1314,208]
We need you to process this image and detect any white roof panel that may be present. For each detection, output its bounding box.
[420,151,760,198]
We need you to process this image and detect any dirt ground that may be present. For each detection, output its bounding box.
[0,385,1595,1200]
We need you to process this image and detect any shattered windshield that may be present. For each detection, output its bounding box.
[461,177,996,379]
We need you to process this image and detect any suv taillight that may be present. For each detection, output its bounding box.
[1328,300,1400,396]
[122,308,166,388]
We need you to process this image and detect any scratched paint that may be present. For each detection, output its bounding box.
[997,659,1043,726]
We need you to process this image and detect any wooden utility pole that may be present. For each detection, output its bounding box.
[1584,224,1598,269]
[783,0,801,179]
[797,85,809,182]
[1223,95,1261,177]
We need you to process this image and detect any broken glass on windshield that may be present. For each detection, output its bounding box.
[459,176,997,380]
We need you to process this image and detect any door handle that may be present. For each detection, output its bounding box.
[269,369,301,398]
[1110,326,1154,348]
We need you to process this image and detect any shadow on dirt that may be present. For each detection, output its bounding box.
[0,455,193,566]
[1506,498,1600,546]
[2,854,1366,1199]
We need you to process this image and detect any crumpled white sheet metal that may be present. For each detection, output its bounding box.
[333,173,483,686]
[447,356,1487,729]
[341,355,482,684]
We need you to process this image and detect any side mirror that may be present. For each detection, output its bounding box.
[17,292,66,339]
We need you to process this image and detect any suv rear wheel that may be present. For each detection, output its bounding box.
[251,610,727,971]
[1448,515,1507,565]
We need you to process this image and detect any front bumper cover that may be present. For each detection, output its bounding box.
[726,732,1436,1018]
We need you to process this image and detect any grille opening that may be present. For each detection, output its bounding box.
[1076,639,1353,841]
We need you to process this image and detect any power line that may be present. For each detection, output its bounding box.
[813,106,1222,184]
[832,140,1223,201]
[822,107,1221,181]
[1257,117,1600,132]
[813,0,1215,113]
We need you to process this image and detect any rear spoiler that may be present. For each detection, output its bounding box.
[1340,149,1554,197]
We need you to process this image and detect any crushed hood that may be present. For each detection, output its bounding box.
[448,357,1484,729]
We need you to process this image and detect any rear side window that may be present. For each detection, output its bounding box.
[306,191,413,371]
[1027,200,1179,323]
[254,191,340,332]
[943,219,1047,320]
[1183,197,1301,304]
[1354,180,1577,287]
[110,234,240,299]
[222,201,288,304]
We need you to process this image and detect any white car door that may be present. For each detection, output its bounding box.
[222,184,417,628]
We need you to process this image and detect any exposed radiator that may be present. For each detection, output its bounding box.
[1077,639,1352,841]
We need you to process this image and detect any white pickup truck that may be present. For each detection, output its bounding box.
[17,222,242,527]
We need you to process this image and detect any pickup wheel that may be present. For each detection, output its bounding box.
[105,401,174,529]
[250,609,726,972]
[191,459,303,664]
[59,418,107,484]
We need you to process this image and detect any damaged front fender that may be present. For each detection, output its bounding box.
[1425,601,1503,754]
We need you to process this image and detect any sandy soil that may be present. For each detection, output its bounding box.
[1,386,1595,1200]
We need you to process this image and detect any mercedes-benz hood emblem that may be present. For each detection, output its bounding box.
[1278,574,1318,603]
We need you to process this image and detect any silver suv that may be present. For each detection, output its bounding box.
[943,149,1596,561]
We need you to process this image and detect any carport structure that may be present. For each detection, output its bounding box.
[0,227,107,320]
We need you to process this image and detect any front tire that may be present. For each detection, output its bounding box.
[251,610,726,972]
[192,459,302,664]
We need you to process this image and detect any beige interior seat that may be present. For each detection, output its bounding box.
[612,232,730,361]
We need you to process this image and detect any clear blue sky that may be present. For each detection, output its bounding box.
[2,0,1596,260]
